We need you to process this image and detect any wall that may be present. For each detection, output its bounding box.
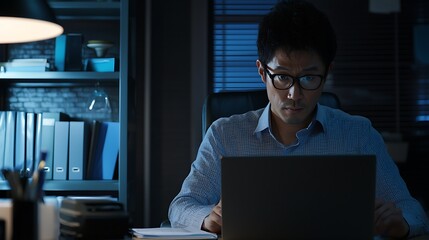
[126,0,196,227]
[148,0,193,227]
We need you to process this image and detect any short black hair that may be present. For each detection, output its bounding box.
[257,0,337,68]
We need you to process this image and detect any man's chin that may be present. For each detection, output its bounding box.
[282,117,306,125]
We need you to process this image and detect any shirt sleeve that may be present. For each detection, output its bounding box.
[168,126,223,230]
[367,126,429,237]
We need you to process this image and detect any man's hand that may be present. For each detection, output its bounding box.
[202,200,222,234]
[374,199,409,238]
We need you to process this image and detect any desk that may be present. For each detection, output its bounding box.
[131,227,429,240]
[216,236,429,240]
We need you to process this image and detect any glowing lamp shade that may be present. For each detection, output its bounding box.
[0,0,63,44]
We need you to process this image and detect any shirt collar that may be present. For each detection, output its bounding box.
[254,103,328,134]
[313,103,328,132]
[254,104,271,133]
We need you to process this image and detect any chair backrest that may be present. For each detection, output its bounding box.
[202,90,341,137]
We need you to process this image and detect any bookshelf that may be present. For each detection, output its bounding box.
[0,180,118,191]
[0,0,128,207]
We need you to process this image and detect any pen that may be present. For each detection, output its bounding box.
[26,151,47,201]
[2,169,24,199]
[36,160,46,202]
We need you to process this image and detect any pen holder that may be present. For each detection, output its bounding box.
[12,200,38,240]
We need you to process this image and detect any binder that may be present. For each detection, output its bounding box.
[68,121,88,180]
[86,122,119,180]
[4,111,16,169]
[0,111,6,171]
[41,112,68,179]
[86,120,102,180]
[101,122,119,180]
[33,113,43,172]
[14,111,26,171]
[53,121,70,180]
[25,112,36,173]
[55,33,83,71]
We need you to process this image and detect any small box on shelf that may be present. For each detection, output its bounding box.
[84,58,116,72]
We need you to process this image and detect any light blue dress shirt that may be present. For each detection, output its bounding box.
[168,103,429,237]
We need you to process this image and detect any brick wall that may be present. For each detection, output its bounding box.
[2,38,119,122]
[6,86,119,122]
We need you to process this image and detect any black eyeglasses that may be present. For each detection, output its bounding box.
[264,65,324,90]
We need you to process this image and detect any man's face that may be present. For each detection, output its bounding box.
[257,49,328,128]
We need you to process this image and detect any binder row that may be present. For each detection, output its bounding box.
[0,111,119,181]
[0,111,42,175]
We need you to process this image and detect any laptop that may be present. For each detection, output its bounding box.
[221,155,376,240]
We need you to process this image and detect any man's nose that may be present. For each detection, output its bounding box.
[287,82,303,100]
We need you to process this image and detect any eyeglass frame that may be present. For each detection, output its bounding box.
[264,64,326,91]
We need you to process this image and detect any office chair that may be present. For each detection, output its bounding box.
[202,90,341,137]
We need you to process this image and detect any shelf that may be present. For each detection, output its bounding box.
[0,180,118,191]
[44,180,118,191]
[0,71,118,80]
[0,72,119,86]
[49,1,121,20]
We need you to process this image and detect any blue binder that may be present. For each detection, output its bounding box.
[41,112,68,179]
[87,122,119,180]
[101,122,119,180]
[4,111,16,169]
[53,121,69,180]
[68,122,88,180]
[14,112,26,171]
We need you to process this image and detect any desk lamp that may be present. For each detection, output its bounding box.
[0,0,63,43]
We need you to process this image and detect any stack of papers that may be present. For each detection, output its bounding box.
[131,227,218,239]
[0,58,49,72]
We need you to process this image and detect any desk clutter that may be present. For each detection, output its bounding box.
[0,197,58,240]
[1,152,46,202]
[1,152,47,240]
[59,197,129,239]
[0,196,129,240]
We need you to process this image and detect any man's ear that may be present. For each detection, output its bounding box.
[256,60,267,84]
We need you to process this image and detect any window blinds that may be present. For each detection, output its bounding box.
[211,0,429,136]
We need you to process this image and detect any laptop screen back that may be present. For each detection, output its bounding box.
[221,155,376,240]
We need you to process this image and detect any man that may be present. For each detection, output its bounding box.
[168,0,429,238]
